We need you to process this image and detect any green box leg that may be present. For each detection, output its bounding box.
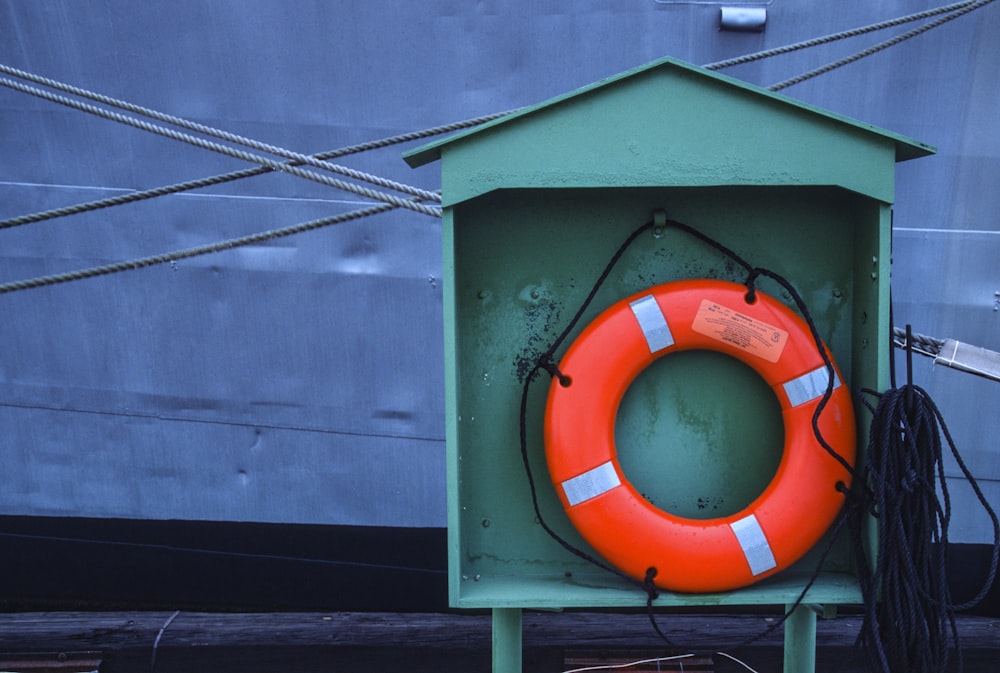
[783,603,817,673]
[492,607,522,673]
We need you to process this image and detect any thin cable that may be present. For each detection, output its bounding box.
[1,167,268,230]
[0,529,447,575]
[517,221,660,592]
[150,609,180,671]
[745,266,858,480]
[767,0,994,91]
[0,62,441,204]
[713,651,761,673]
[0,197,424,294]
[562,653,694,673]
[0,76,441,218]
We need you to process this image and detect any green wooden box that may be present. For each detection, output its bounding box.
[406,57,932,614]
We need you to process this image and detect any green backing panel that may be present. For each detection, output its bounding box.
[445,186,884,609]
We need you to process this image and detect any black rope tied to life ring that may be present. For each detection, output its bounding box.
[516,214,857,652]
[518,220,681,648]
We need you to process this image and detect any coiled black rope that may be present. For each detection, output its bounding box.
[854,374,1000,673]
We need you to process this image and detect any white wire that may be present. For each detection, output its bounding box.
[715,651,762,673]
[150,609,181,670]
[562,653,695,673]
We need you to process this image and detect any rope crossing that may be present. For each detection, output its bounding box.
[0,63,442,205]
[0,76,443,217]
[0,0,994,294]
[0,112,506,231]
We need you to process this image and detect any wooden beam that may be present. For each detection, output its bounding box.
[0,611,995,652]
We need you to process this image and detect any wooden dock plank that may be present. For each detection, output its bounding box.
[0,611,994,672]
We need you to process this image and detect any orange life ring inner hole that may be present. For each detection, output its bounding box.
[615,348,784,520]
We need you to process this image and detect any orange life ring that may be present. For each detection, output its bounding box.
[544,279,856,593]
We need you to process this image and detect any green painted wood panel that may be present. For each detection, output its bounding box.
[422,55,920,612]
[406,58,933,207]
[444,186,881,608]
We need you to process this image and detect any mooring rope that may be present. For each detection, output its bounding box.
[0,75,442,218]
[0,197,429,294]
[767,0,995,91]
[892,327,946,357]
[705,0,992,73]
[2,0,991,231]
[0,0,993,293]
[0,111,508,231]
[0,63,442,205]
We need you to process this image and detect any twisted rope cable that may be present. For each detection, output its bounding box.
[1,1,992,293]
[0,63,440,204]
[2,0,990,224]
[0,198,422,294]
[892,327,946,357]
[0,76,442,218]
[4,1,988,228]
[0,110,509,230]
[767,0,994,91]
[705,0,989,71]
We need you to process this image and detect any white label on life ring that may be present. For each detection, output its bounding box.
[783,365,841,407]
[730,513,778,576]
[629,294,674,353]
[692,300,788,362]
[561,461,622,506]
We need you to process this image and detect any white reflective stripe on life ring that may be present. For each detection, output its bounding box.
[783,364,841,408]
[561,461,621,507]
[730,513,778,576]
[629,294,674,353]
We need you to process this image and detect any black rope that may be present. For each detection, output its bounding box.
[516,213,856,651]
[724,511,851,652]
[516,220,676,644]
[746,266,863,485]
[853,377,999,673]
